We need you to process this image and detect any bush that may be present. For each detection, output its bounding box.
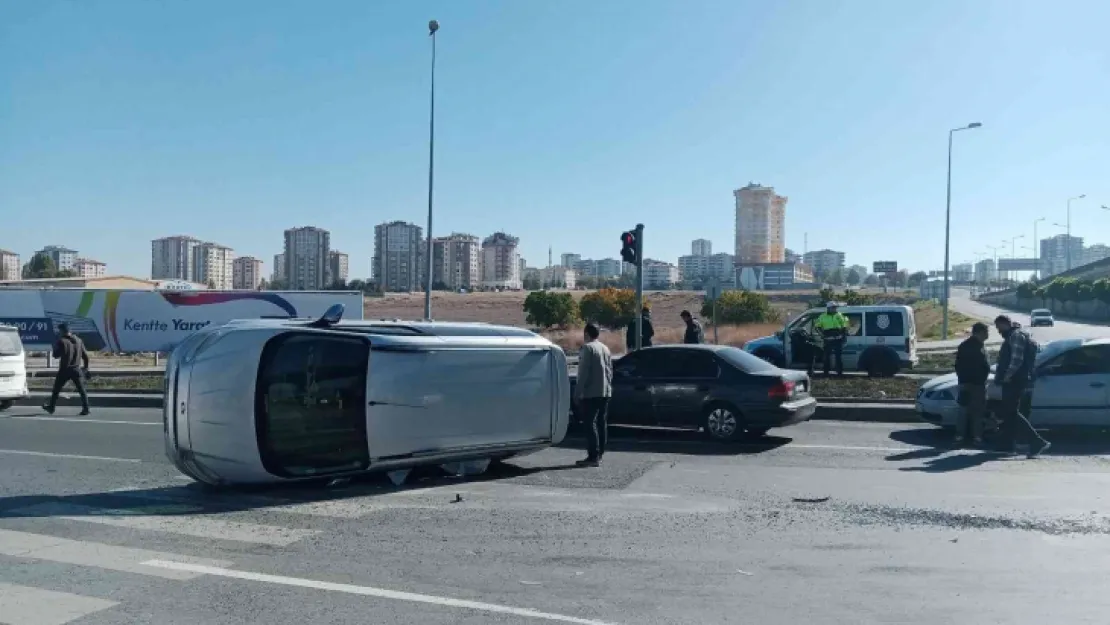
[522,291,579,328]
[1016,281,1037,300]
[811,287,875,308]
[702,290,780,324]
[578,288,643,330]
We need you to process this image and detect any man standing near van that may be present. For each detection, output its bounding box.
[993,315,1051,458]
[575,323,613,467]
[43,322,90,415]
[954,322,991,447]
[815,301,849,376]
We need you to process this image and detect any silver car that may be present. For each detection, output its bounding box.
[915,338,1109,429]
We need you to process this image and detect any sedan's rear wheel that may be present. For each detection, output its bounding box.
[704,404,742,442]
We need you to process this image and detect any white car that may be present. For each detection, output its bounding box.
[164,304,571,487]
[915,338,1109,429]
[1030,309,1055,327]
[0,324,29,411]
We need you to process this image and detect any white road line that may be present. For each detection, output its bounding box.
[10,502,319,546]
[0,449,140,463]
[142,560,618,625]
[0,582,119,625]
[784,444,913,453]
[0,416,160,426]
[0,529,232,580]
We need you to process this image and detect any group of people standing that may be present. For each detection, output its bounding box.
[954,314,1051,458]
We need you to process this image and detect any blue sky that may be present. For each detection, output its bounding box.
[2,0,1109,280]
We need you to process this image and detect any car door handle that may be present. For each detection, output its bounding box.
[1091,382,1106,388]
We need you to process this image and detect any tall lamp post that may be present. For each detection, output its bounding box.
[1003,234,1024,285]
[422,19,440,321]
[942,121,983,340]
[1065,194,1085,272]
[985,244,1001,292]
[1033,217,1045,281]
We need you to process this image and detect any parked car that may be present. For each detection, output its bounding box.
[570,344,816,441]
[1030,309,1055,327]
[743,305,918,377]
[914,338,1110,429]
[0,324,29,411]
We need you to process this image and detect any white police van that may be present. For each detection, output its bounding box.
[743,304,918,377]
[0,324,29,411]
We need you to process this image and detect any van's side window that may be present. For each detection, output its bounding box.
[255,333,370,477]
[864,311,905,337]
[844,313,863,337]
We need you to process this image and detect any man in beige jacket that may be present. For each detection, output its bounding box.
[575,323,613,467]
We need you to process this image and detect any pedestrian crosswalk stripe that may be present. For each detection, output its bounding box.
[0,529,233,580]
[0,582,119,625]
[9,502,320,546]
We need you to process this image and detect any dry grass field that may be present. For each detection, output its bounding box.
[363,290,816,354]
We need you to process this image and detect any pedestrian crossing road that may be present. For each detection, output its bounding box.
[5,408,1110,624]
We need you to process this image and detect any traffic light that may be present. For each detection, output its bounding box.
[620,231,638,265]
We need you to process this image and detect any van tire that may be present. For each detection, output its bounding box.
[754,349,785,367]
[0,400,11,412]
[862,348,900,378]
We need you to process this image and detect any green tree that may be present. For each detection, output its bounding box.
[578,288,641,330]
[1016,281,1037,300]
[846,268,862,286]
[863,273,879,286]
[22,253,58,279]
[907,271,928,287]
[702,290,779,324]
[522,275,541,290]
[826,267,845,286]
[522,291,579,328]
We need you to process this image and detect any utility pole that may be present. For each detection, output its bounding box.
[422,20,440,320]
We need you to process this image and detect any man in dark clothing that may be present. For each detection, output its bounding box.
[993,315,1050,458]
[679,310,704,344]
[43,323,90,415]
[625,307,655,351]
[954,322,991,447]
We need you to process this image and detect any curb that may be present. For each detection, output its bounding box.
[10,394,922,424]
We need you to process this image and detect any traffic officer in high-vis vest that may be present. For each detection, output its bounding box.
[814,301,849,376]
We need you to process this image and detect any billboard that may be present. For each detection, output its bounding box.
[0,289,363,352]
[997,258,1039,272]
[873,261,898,274]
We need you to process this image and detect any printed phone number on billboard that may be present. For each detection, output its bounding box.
[0,317,57,345]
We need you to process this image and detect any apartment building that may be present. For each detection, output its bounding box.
[284,226,331,291]
[540,266,576,289]
[233,256,264,290]
[373,221,423,292]
[35,245,79,273]
[1082,244,1110,267]
[152,236,200,281]
[691,239,712,257]
[974,258,996,284]
[73,258,106,279]
[481,232,522,290]
[678,253,735,282]
[803,249,846,280]
[1040,234,1084,277]
[431,233,480,291]
[643,259,680,289]
[951,263,973,283]
[327,251,349,286]
[272,253,285,282]
[560,253,581,269]
[734,183,787,263]
[593,258,623,278]
[0,250,20,280]
[192,242,235,290]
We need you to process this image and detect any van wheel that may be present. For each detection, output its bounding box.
[0,400,12,412]
[865,350,899,378]
[703,403,743,442]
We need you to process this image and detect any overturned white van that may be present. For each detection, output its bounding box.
[164,305,571,487]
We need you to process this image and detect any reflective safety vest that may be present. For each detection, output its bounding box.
[815,312,849,340]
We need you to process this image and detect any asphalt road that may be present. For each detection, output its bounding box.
[3,407,1110,623]
[921,287,1110,349]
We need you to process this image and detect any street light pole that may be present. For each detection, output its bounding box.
[422,20,440,321]
[1065,194,1085,272]
[1033,217,1045,281]
[942,121,982,340]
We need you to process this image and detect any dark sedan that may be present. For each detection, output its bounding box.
[570,344,816,441]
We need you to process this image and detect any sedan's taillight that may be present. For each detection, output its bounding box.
[769,379,796,399]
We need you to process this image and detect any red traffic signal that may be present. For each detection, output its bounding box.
[620,231,638,265]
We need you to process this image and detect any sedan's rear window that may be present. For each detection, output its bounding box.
[718,346,779,373]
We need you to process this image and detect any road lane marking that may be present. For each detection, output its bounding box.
[9,502,319,546]
[141,560,618,625]
[0,416,160,426]
[0,529,232,580]
[0,449,140,463]
[0,582,119,625]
